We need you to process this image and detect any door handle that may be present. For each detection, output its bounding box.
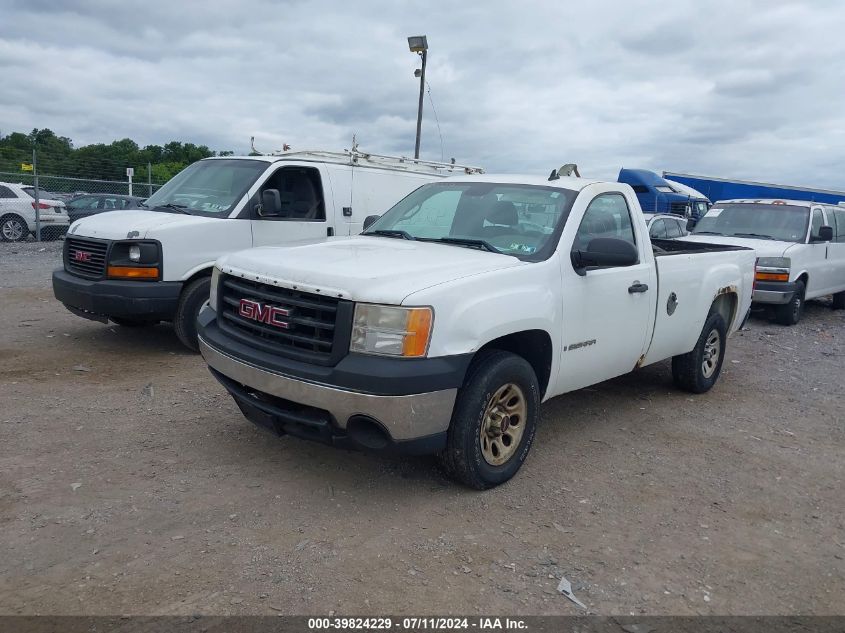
[628,282,649,294]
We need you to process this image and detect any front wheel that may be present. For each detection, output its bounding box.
[774,280,805,326]
[173,277,211,352]
[672,311,727,394]
[439,350,539,489]
[0,215,28,242]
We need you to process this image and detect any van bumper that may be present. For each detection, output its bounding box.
[753,281,799,305]
[52,268,182,322]
[197,308,470,455]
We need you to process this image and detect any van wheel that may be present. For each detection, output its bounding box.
[0,215,28,242]
[774,279,805,326]
[439,350,539,490]
[832,291,845,310]
[111,317,158,327]
[173,277,211,352]
[672,311,727,394]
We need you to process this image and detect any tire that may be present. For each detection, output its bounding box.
[774,279,805,326]
[111,317,159,327]
[0,215,29,242]
[439,350,539,490]
[672,311,727,394]
[173,277,211,352]
[832,291,845,310]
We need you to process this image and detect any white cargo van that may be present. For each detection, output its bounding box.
[52,149,482,349]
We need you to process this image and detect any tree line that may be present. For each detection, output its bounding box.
[0,128,233,184]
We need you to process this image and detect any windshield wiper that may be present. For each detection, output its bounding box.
[733,232,777,240]
[153,203,193,215]
[426,237,501,253]
[363,229,415,240]
[692,230,723,235]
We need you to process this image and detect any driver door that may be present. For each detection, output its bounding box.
[250,165,333,247]
[557,190,657,393]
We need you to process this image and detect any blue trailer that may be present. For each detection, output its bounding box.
[617,169,711,219]
[663,172,845,206]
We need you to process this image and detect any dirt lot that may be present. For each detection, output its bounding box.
[1,241,843,616]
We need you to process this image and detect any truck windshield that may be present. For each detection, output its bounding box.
[691,203,810,242]
[364,181,577,260]
[142,159,267,217]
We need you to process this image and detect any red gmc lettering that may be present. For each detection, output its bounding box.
[238,299,290,328]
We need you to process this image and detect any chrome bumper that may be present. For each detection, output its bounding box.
[199,336,457,441]
[753,288,794,305]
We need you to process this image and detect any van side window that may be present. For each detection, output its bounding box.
[834,208,845,243]
[810,209,825,240]
[260,167,325,221]
[573,193,637,253]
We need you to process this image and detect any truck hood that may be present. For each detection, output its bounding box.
[680,234,795,258]
[217,236,525,304]
[68,210,221,240]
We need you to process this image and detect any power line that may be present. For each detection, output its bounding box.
[425,81,445,163]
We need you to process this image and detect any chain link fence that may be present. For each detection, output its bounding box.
[0,167,165,243]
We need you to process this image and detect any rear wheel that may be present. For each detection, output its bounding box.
[439,350,539,489]
[173,277,211,352]
[774,279,805,326]
[672,311,727,394]
[0,215,28,242]
[832,290,845,310]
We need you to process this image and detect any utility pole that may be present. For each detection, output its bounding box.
[33,148,41,242]
[408,36,429,160]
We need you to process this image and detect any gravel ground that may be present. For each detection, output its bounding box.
[1,242,843,615]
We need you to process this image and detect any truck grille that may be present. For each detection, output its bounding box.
[669,201,689,216]
[217,274,353,366]
[65,236,109,278]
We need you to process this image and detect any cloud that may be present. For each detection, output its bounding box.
[1,0,844,189]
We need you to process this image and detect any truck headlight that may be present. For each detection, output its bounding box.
[755,257,791,282]
[129,245,141,262]
[350,304,433,357]
[209,267,220,312]
[107,240,161,280]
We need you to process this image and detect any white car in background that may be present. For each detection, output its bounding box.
[644,213,689,239]
[683,199,845,325]
[0,181,69,242]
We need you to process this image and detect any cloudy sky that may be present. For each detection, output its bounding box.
[1,0,844,188]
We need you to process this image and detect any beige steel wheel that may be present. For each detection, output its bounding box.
[479,382,527,466]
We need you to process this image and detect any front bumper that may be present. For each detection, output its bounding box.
[198,307,469,454]
[752,280,799,305]
[52,268,182,322]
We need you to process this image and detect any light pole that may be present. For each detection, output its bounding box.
[408,35,428,160]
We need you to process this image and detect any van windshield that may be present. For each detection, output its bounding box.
[364,181,577,260]
[142,159,267,217]
[691,203,810,242]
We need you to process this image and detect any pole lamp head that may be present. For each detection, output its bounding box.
[407,35,428,53]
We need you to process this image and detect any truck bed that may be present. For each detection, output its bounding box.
[651,238,752,255]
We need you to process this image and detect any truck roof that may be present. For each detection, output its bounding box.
[443,173,601,191]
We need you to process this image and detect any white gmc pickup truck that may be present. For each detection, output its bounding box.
[197,174,755,488]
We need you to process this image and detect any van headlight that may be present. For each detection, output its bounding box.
[755,257,791,282]
[350,304,433,357]
[209,267,220,312]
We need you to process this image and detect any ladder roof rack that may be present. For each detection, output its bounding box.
[263,147,484,175]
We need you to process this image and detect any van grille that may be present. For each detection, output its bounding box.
[65,236,109,278]
[217,274,353,366]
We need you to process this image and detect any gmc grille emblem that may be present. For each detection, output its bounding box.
[73,250,92,262]
[238,298,290,328]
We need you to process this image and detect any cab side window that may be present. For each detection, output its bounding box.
[810,209,825,240]
[259,167,326,221]
[573,193,637,253]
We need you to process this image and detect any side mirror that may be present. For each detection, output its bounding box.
[259,189,283,217]
[571,237,638,276]
[686,218,696,231]
[813,225,834,242]
[363,214,380,230]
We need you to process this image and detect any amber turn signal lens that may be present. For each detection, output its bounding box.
[755,271,789,282]
[107,266,159,279]
[402,308,433,357]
